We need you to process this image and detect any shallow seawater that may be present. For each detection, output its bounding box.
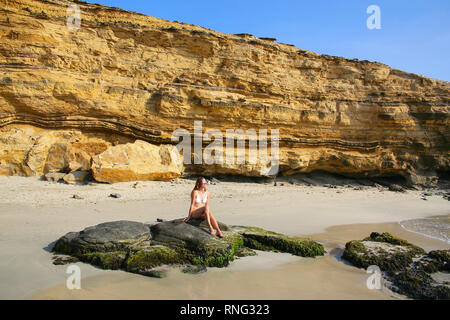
[400,215,450,244]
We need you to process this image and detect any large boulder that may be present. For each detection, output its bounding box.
[342,232,450,300]
[91,140,184,183]
[52,219,325,277]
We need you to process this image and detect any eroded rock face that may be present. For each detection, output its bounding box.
[342,232,450,300]
[0,125,182,183]
[52,219,325,277]
[0,0,449,183]
[0,125,111,176]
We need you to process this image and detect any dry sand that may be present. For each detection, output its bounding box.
[0,175,448,300]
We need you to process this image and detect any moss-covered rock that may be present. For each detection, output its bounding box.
[182,264,207,274]
[342,232,426,272]
[52,219,325,278]
[342,240,419,272]
[235,246,257,257]
[80,251,128,270]
[51,255,79,265]
[235,226,325,257]
[419,250,450,273]
[342,232,450,300]
[149,219,244,268]
[126,246,184,273]
[391,268,450,300]
[363,232,425,255]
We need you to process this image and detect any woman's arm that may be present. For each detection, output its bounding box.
[183,191,196,222]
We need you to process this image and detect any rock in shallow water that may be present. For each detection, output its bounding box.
[52,219,325,278]
[342,232,450,300]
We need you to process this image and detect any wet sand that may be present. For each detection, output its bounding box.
[0,176,448,300]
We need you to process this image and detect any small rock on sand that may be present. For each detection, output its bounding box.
[44,172,66,183]
[389,184,405,192]
[109,193,121,198]
[132,181,146,189]
[52,255,79,265]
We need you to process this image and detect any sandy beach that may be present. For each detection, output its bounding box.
[0,175,448,300]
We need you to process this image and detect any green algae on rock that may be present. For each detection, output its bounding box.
[342,232,425,272]
[342,232,450,300]
[234,226,326,257]
[52,219,324,278]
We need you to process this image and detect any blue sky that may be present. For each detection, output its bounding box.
[92,0,449,81]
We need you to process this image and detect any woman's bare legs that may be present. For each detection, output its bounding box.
[206,209,224,238]
[189,207,223,237]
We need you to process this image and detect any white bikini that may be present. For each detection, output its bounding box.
[195,191,207,204]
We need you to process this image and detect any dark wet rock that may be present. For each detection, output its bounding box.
[391,268,449,300]
[182,217,230,232]
[156,218,164,222]
[342,232,450,300]
[418,250,450,273]
[235,246,257,257]
[53,220,152,255]
[52,219,324,278]
[144,269,168,278]
[137,265,170,278]
[182,264,207,274]
[109,193,121,198]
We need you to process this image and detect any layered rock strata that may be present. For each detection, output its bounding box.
[0,0,449,184]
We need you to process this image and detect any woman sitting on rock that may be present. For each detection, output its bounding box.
[183,177,224,238]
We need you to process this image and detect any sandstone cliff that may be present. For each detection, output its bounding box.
[0,0,449,184]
